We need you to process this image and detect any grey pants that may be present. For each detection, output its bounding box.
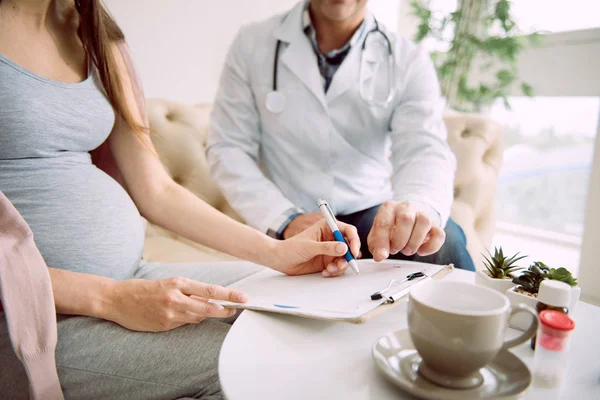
[0,261,263,400]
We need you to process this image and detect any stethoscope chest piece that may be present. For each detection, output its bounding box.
[265,91,286,113]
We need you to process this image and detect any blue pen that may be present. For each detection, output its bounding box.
[317,199,360,275]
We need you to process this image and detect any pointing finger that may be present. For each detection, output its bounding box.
[367,202,395,261]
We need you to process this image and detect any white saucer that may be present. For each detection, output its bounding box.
[372,329,531,400]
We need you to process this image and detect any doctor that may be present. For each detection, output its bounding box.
[207,0,476,273]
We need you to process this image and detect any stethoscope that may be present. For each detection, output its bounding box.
[265,18,396,114]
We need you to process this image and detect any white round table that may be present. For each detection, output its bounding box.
[219,269,600,400]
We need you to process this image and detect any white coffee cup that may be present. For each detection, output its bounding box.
[408,280,538,389]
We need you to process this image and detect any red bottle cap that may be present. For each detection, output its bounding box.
[540,310,575,331]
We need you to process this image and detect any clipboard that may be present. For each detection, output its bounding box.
[217,259,454,324]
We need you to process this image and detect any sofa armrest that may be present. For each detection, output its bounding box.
[444,111,503,269]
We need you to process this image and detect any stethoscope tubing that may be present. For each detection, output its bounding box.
[269,17,395,109]
[273,39,283,92]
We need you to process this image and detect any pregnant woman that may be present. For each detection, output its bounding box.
[0,0,360,398]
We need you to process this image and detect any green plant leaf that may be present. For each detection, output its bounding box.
[437,59,457,80]
[513,262,549,294]
[415,23,431,42]
[478,84,491,99]
[481,246,526,279]
[505,252,527,266]
[449,10,462,22]
[481,36,523,61]
[496,69,516,85]
[546,267,578,286]
[521,82,534,97]
[422,0,530,112]
[527,32,543,46]
[410,0,433,42]
[410,0,431,19]
[494,0,511,22]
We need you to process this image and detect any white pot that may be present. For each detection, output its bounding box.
[505,285,581,331]
[474,270,516,294]
[569,286,582,312]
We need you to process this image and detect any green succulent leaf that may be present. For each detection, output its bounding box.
[481,246,526,279]
[545,267,578,286]
[513,261,549,294]
[505,252,527,265]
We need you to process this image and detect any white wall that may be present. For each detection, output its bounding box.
[105,0,400,104]
[105,0,297,104]
[467,28,600,97]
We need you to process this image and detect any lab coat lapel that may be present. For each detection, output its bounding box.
[325,12,377,104]
[273,2,327,110]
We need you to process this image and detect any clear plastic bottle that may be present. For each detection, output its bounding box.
[531,280,571,349]
[532,310,575,389]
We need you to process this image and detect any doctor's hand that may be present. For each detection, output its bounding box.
[282,212,323,239]
[270,219,361,278]
[368,201,446,262]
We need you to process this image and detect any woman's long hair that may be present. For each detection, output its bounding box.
[75,0,145,133]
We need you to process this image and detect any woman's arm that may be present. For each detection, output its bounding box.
[48,267,114,318]
[49,267,248,332]
[104,43,276,266]
[110,120,350,271]
[107,112,278,266]
[106,43,360,274]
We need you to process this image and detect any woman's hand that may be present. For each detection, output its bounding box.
[268,219,361,278]
[105,277,248,332]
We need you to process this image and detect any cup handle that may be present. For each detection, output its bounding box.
[501,303,539,351]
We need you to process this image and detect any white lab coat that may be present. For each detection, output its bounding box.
[206,1,456,234]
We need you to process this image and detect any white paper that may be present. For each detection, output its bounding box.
[217,259,447,320]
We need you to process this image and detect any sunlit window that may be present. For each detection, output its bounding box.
[490,97,600,237]
[424,0,600,34]
[512,0,600,34]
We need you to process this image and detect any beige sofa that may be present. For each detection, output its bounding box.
[143,99,503,270]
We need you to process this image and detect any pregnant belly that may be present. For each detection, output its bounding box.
[1,163,145,280]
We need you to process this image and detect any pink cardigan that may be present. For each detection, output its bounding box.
[0,42,147,400]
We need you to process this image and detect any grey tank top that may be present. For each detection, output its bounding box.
[0,54,145,280]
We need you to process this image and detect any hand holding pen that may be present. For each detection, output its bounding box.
[270,217,361,278]
[317,199,361,275]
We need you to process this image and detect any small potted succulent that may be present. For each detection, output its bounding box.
[506,261,580,330]
[475,247,526,293]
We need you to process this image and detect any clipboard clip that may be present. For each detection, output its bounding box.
[370,271,427,303]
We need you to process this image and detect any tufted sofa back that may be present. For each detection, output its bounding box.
[144,99,503,269]
[445,111,503,267]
